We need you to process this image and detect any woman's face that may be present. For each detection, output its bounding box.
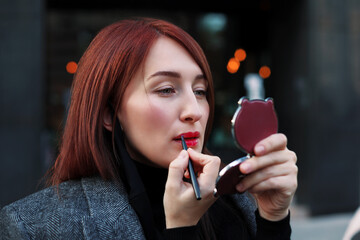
[118,36,210,168]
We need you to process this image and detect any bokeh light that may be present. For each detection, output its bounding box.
[66,61,78,74]
[227,58,240,74]
[234,48,246,62]
[259,65,271,79]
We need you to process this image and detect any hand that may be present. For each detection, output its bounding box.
[164,148,220,228]
[236,133,298,221]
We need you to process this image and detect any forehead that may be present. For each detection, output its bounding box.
[142,36,203,77]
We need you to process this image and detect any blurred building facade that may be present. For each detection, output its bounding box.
[1,0,359,216]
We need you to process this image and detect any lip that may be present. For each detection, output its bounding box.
[174,131,200,147]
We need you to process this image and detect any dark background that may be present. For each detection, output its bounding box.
[1,0,359,216]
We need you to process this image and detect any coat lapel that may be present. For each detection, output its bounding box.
[80,177,146,239]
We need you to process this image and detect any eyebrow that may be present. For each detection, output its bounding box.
[147,71,205,81]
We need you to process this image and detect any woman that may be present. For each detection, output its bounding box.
[0,18,297,239]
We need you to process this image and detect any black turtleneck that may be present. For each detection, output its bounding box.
[134,161,169,231]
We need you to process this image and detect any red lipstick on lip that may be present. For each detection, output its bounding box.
[175,131,200,147]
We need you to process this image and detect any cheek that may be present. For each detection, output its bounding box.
[123,96,174,129]
[123,101,177,167]
[122,98,176,144]
[145,104,174,127]
[204,103,210,120]
[201,103,210,127]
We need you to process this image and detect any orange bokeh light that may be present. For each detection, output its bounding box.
[259,65,271,79]
[234,48,246,62]
[259,66,271,79]
[66,61,78,74]
[227,58,240,74]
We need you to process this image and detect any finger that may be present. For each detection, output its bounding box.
[254,133,288,156]
[187,148,220,178]
[240,149,297,175]
[184,169,190,179]
[187,148,220,193]
[237,161,298,193]
[247,174,298,197]
[167,150,189,186]
[187,148,215,165]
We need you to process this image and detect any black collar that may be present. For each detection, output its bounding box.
[113,118,160,240]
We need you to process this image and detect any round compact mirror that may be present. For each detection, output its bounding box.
[214,97,278,196]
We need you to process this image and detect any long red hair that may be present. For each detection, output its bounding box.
[49,18,215,185]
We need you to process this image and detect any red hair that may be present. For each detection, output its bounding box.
[49,18,215,185]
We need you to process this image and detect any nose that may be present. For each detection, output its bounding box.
[180,91,203,123]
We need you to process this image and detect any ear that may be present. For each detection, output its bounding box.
[103,107,113,132]
[265,98,274,107]
[239,97,249,107]
[238,96,249,106]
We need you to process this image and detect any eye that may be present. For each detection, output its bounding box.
[194,89,207,98]
[193,79,208,98]
[156,87,176,96]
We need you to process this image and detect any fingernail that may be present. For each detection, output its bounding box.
[255,145,265,154]
[241,162,251,173]
[236,183,245,193]
[180,150,187,158]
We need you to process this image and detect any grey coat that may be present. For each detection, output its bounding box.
[0,177,256,239]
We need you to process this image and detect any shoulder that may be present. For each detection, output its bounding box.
[209,193,257,238]
[1,176,130,214]
[0,179,90,239]
[228,193,257,233]
[0,177,142,239]
[217,192,257,218]
[1,178,88,220]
